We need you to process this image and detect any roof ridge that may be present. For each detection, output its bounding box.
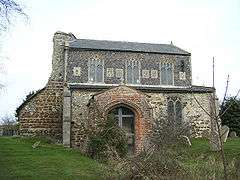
[74,38,173,46]
[69,38,191,55]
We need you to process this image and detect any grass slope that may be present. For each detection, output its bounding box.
[0,137,107,180]
[0,136,239,179]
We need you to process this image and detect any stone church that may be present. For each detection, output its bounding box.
[17,31,215,153]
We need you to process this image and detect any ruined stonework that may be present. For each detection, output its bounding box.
[17,81,63,140]
[17,31,216,154]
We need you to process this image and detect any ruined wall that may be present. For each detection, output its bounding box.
[18,81,64,140]
[18,32,76,140]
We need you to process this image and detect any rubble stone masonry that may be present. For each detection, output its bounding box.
[18,81,64,140]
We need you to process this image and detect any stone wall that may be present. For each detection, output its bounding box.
[70,86,213,153]
[66,50,191,86]
[50,31,76,81]
[18,81,64,140]
[18,31,76,140]
[148,92,212,137]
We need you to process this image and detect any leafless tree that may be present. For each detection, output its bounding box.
[0,114,16,125]
[0,1,27,89]
[189,75,240,180]
[0,0,27,31]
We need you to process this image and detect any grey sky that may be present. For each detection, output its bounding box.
[0,0,239,118]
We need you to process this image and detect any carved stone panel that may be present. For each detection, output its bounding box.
[73,67,81,76]
[142,70,150,78]
[106,68,114,78]
[150,69,158,79]
[179,72,186,80]
[116,68,123,79]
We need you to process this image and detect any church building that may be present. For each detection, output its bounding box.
[17,32,215,153]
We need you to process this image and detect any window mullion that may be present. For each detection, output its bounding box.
[119,108,122,127]
[131,61,134,83]
[173,101,176,122]
[94,60,97,82]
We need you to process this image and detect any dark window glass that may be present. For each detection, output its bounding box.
[180,60,185,72]
[167,100,182,124]
[96,62,103,82]
[175,101,182,123]
[122,117,134,133]
[161,63,173,85]
[167,100,174,122]
[88,59,103,83]
[122,107,134,115]
[108,106,134,133]
[161,63,167,85]
[127,62,132,83]
[126,60,140,84]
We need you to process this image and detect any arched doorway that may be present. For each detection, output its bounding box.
[108,106,135,153]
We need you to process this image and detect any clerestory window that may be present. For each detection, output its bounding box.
[126,60,140,84]
[160,62,173,85]
[88,59,104,83]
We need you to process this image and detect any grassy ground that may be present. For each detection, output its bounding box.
[182,138,240,179]
[0,136,108,180]
[188,137,240,158]
[0,136,239,179]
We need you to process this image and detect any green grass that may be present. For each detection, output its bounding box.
[188,137,240,158]
[0,136,108,180]
[0,136,239,179]
[182,138,240,179]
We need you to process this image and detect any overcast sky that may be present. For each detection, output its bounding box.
[0,0,239,118]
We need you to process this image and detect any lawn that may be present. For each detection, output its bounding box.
[0,136,239,179]
[188,137,240,158]
[0,136,108,180]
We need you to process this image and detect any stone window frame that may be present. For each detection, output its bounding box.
[125,60,141,84]
[167,98,183,124]
[87,58,105,83]
[160,62,174,85]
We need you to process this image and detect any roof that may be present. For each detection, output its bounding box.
[68,39,190,55]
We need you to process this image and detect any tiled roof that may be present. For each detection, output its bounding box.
[68,39,190,55]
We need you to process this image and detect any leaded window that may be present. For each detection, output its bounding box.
[109,107,135,133]
[88,59,104,83]
[126,60,140,84]
[161,62,173,85]
[167,99,182,123]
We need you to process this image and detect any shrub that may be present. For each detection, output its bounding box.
[151,116,191,149]
[88,114,128,162]
[221,97,240,136]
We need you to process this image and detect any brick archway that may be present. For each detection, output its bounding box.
[93,86,153,152]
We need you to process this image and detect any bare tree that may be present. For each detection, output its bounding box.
[0,114,16,125]
[189,74,240,180]
[0,0,27,31]
[0,1,27,89]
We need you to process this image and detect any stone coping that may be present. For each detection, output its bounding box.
[68,83,214,93]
